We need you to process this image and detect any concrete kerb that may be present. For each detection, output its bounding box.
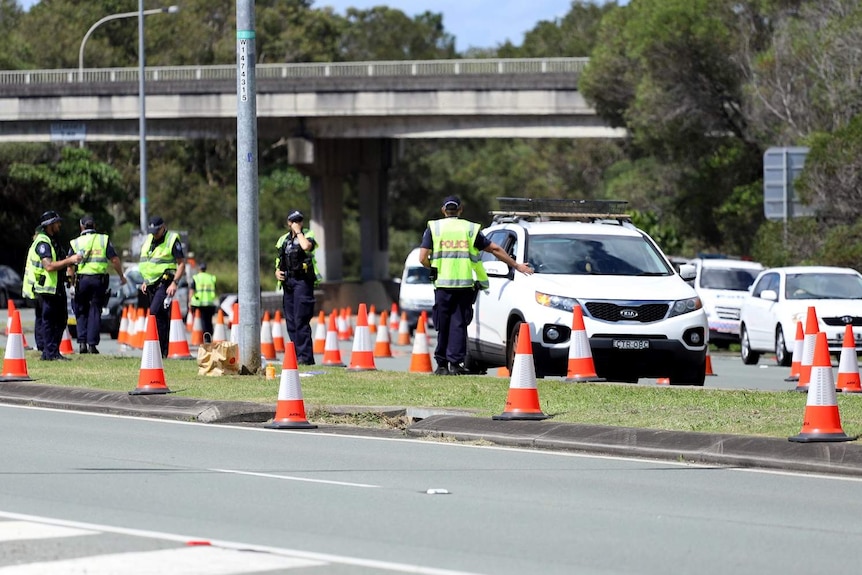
[406,415,862,478]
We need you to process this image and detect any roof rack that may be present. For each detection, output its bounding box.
[489,197,632,223]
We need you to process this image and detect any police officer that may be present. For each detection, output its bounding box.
[139,216,186,358]
[275,210,321,365]
[69,215,126,354]
[419,196,533,375]
[28,211,83,361]
[189,262,217,337]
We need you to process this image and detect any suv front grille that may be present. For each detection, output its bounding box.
[822,316,862,327]
[585,302,670,323]
[714,306,740,320]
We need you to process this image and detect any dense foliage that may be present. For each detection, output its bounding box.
[1,0,860,289]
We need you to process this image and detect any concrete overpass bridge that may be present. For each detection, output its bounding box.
[0,58,620,305]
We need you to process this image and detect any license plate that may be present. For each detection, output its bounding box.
[613,339,649,350]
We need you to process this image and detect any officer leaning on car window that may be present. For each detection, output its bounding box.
[139,216,186,358]
[69,215,126,355]
[419,195,533,376]
[275,210,322,366]
[28,211,83,361]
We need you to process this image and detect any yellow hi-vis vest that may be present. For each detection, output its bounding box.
[139,231,180,284]
[275,228,322,288]
[191,272,217,306]
[29,232,59,295]
[428,218,487,289]
[70,233,109,275]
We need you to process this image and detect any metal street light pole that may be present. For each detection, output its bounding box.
[77,5,179,233]
[78,6,178,82]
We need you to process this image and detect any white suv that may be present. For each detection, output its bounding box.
[465,199,708,385]
[689,257,763,349]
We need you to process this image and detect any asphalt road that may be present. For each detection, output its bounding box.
[2,405,862,575]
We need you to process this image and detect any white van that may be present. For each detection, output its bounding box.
[398,247,435,331]
[689,257,764,348]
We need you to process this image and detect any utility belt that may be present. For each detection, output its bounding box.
[147,272,175,290]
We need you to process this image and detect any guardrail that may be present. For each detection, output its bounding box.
[0,57,588,85]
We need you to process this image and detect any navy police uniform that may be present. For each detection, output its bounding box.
[276,210,320,365]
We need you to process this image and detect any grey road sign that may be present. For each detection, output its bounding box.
[763,147,814,221]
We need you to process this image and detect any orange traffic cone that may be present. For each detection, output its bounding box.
[167,299,194,359]
[312,310,326,354]
[272,310,285,353]
[212,309,227,343]
[117,307,130,347]
[493,322,548,420]
[6,300,30,350]
[408,314,433,373]
[191,309,204,346]
[368,305,378,335]
[337,308,351,341]
[656,377,670,385]
[497,366,510,377]
[130,314,172,395]
[789,332,856,442]
[704,349,717,376]
[347,304,377,371]
[321,311,345,367]
[134,308,146,349]
[374,310,393,358]
[186,310,194,336]
[1,310,31,381]
[230,302,240,344]
[785,321,804,382]
[793,306,819,392]
[125,307,138,348]
[260,311,277,361]
[835,324,862,393]
[389,302,400,333]
[59,327,74,355]
[397,312,411,346]
[266,342,317,429]
[565,305,605,382]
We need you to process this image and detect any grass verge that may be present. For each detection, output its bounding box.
[11,350,862,440]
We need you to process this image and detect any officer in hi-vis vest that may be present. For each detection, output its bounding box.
[419,196,533,375]
[28,211,83,361]
[275,210,321,365]
[139,216,186,357]
[69,215,126,354]
[189,262,217,337]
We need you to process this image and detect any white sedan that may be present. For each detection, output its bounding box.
[739,266,862,365]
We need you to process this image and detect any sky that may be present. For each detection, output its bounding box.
[17,0,583,53]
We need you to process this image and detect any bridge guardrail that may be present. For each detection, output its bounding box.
[0,57,588,85]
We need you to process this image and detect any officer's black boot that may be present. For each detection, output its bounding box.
[88,345,99,355]
[79,343,89,354]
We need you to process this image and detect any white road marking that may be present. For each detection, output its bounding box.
[0,521,96,542]
[210,467,380,488]
[0,546,324,574]
[0,513,484,575]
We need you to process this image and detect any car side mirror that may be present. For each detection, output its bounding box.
[678,263,696,282]
[484,260,512,278]
[759,289,778,302]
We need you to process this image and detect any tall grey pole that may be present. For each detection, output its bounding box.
[236,0,262,373]
[138,0,148,233]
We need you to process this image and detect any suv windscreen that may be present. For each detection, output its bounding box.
[700,268,759,291]
[527,234,671,276]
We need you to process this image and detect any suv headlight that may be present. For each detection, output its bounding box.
[535,291,580,312]
[668,297,703,318]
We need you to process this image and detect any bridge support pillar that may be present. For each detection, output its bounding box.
[302,138,392,287]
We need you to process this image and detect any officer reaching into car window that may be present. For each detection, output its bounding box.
[419,196,533,375]
[275,210,322,365]
[28,211,83,361]
[69,215,126,355]
[139,216,186,358]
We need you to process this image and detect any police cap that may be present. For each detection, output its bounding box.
[40,210,62,227]
[287,210,304,223]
